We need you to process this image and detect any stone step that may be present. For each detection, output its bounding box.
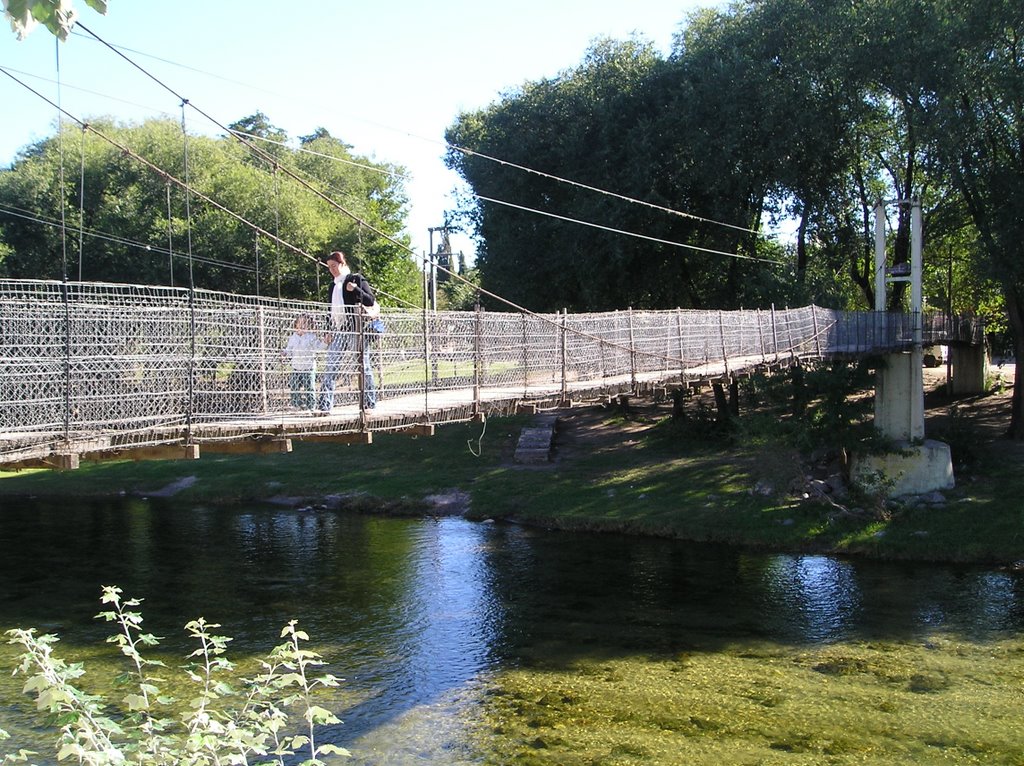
[514,414,559,464]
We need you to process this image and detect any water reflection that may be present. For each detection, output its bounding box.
[757,555,863,642]
[0,498,1022,762]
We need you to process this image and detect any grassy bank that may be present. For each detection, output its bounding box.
[2,370,1022,565]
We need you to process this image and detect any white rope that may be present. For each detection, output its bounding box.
[0,204,256,271]
[467,415,487,457]
[451,144,767,237]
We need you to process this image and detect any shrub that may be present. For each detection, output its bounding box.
[1,586,348,765]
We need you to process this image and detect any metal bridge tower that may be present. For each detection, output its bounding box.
[852,198,955,496]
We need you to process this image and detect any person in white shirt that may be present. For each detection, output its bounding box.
[316,250,379,412]
[282,313,324,410]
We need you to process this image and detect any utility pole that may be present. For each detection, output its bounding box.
[427,225,453,311]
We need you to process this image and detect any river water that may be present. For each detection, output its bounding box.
[1,498,1022,764]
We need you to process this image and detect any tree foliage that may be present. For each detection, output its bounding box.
[445,0,1024,432]
[0,115,421,304]
[3,0,106,41]
[918,0,1024,434]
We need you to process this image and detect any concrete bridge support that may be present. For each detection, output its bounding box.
[949,343,989,396]
[874,350,925,442]
[851,199,954,497]
[853,353,955,497]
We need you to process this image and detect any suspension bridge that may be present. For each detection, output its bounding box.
[0,278,985,470]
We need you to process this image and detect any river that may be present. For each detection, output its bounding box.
[1,498,1022,764]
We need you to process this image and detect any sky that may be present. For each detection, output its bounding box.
[1,0,721,266]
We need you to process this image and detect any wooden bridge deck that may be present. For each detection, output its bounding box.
[1,355,779,470]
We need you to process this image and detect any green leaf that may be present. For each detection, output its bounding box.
[316,744,351,757]
[305,705,340,725]
[123,693,149,711]
[56,741,84,761]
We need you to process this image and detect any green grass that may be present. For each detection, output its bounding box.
[0,416,526,507]
[2,386,1022,564]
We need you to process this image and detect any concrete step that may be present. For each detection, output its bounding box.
[514,414,559,464]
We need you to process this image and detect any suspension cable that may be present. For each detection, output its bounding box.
[55,37,71,445]
[450,144,766,237]
[77,123,87,280]
[181,100,196,444]
[165,180,174,285]
[0,204,256,271]
[476,194,780,264]
[0,66,317,265]
[3,44,753,366]
[274,164,281,299]
[70,24,776,289]
[64,28,763,243]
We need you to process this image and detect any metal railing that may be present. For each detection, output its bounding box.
[0,279,984,463]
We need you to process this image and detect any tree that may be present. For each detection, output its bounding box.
[0,116,421,303]
[3,0,106,40]
[446,36,787,313]
[922,0,1024,436]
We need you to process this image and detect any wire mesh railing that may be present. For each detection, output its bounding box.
[0,279,984,464]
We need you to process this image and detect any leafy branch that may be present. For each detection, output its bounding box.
[1,587,349,765]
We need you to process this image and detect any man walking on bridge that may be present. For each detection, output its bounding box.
[317,251,378,413]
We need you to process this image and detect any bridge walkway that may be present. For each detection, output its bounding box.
[0,279,984,469]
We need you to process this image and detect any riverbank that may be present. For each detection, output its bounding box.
[1,366,1021,565]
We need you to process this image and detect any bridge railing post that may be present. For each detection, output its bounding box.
[770,304,779,363]
[473,300,482,415]
[60,280,72,445]
[811,307,822,359]
[187,284,197,445]
[784,306,796,363]
[675,308,685,380]
[622,307,630,391]
[521,312,529,397]
[718,310,729,377]
[756,308,765,363]
[421,296,433,416]
[257,305,269,415]
[356,311,367,425]
[560,309,568,404]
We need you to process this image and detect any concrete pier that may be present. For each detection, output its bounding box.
[949,344,989,396]
[861,350,954,497]
[850,439,954,497]
[874,350,925,442]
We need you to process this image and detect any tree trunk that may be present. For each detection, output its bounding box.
[712,382,731,423]
[791,364,807,417]
[671,388,686,420]
[1005,287,1024,439]
[796,209,809,284]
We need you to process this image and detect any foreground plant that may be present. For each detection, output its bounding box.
[1,585,348,765]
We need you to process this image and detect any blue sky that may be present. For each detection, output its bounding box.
[1,1,719,262]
